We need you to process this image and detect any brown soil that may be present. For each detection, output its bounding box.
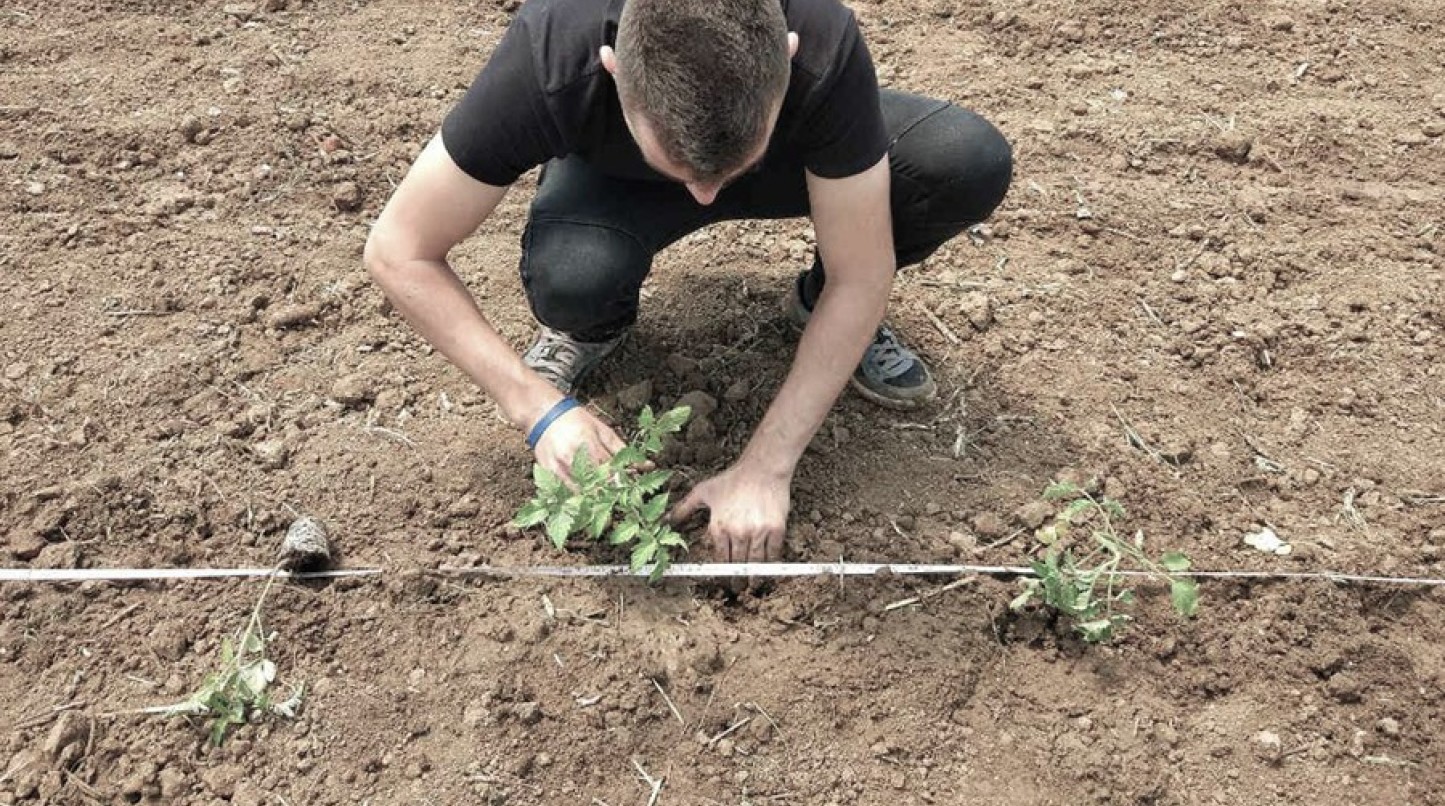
[3,0,1444,804]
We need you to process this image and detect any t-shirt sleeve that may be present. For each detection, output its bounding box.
[440,18,564,186]
[797,20,889,179]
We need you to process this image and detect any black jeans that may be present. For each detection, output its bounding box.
[520,90,1014,341]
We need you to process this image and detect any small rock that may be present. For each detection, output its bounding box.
[260,0,288,10]
[158,767,188,799]
[959,292,994,330]
[43,712,90,765]
[945,530,975,554]
[1253,730,1282,762]
[7,529,47,561]
[1211,130,1254,164]
[4,361,28,380]
[268,303,322,329]
[686,417,715,443]
[179,115,206,144]
[1264,14,1294,32]
[616,379,653,411]
[200,764,243,798]
[332,182,363,212]
[1013,501,1053,530]
[1326,671,1364,703]
[223,3,258,20]
[515,702,542,725]
[1377,717,1401,737]
[971,512,1008,540]
[674,390,718,420]
[253,439,290,469]
[232,781,266,806]
[25,181,44,196]
[330,374,375,407]
[722,378,750,403]
[665,353,699,375]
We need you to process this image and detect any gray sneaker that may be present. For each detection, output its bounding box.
[522,325,627,394]
[786,273,937,410]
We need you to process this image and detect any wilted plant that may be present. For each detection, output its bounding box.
[137,573,304,744]
[1010,480,1199,642]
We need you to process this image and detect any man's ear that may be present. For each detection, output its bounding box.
[787,31,799,58]
[599,45,618,76]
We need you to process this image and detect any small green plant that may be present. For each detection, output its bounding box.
[1010,481,1199,643]
[514,405,692,581]
[138,574,304,744]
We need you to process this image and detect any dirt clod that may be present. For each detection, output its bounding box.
[332,182,364,211]
[7,528,48,561]
[675,390,718,420]
[331,373,376,407]
[1211,130,1254,164]
[616,378,653,411]
[267,302,322,329]
[971,512,1008,540]
[1013,501,1053,530]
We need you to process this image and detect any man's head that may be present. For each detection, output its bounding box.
[601,0,797,204]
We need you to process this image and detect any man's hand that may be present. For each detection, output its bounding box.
[532,405,627,484]
[671,464,791,562]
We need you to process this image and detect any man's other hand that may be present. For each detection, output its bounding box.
[671,464,790,562]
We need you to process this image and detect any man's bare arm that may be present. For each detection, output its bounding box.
[742,156,895,477]
[365,135,625,475]
[672,156,894,562]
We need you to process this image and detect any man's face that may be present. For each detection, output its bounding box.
[622,104,781,206]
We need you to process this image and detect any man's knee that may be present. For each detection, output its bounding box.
[521,219,653,337]
[894,105,1013,226]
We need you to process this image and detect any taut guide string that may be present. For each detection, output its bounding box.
[3,562,1445,586]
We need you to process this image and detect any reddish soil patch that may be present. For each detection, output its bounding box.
[3,1,1443,804]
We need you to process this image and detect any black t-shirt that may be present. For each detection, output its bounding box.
[441,0,887,186]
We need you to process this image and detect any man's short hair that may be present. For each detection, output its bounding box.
[615,0,790,182]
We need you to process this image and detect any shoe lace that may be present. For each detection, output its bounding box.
[864,327,915,378]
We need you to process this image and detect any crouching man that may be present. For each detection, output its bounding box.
[365,0,1012,563]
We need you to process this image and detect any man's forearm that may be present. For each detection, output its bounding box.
[737,275,890,479]
[368,255,560,430]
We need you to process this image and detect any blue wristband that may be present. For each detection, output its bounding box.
[526,396,581,449]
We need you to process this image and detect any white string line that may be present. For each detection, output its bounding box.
[3,563,1445,586]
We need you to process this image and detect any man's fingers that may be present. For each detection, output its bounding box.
[746,529,769,564]
[669,487,704,525]
[600,427,626,455]
[765,528,786,562]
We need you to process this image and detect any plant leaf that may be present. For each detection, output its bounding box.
[648,546,671,583]
[630,539,659,571]
[571,448,596,486]
[638,405,656,430]
[533,464,563,497]
[545,498,581,549]
[1170,578,1200,617]
[612,446,646,468]
[1077,618,1115,643]
[641,493,669,523]
[1043,481,1081,501]
[587,504,611,540]
[1160,551,1192,572]
[636,469,671,494]
[609,520,641,545]
[658,530,687,548]
[512,500,550,529]
[654,405,691,433]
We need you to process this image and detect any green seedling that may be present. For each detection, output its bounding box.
[1010,480,1199,642]
[514,405,692,581]
[136,573,304,744]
